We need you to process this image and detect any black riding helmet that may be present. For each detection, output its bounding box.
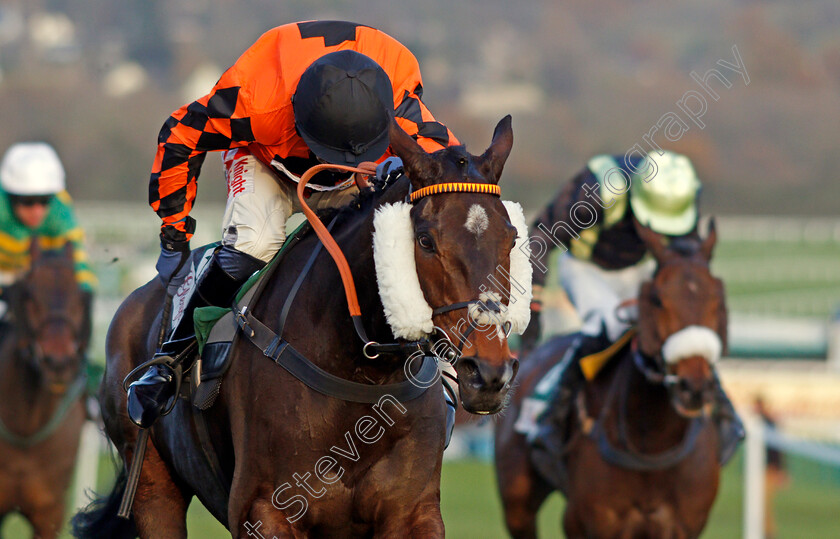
[293,50,394,166]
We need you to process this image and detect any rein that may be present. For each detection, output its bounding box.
[631,341,680,390]
[0,372,86,448]
[577,340,705,471]
[295,163,504,354]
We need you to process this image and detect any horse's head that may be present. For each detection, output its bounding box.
[12,239,88,390]
[635,218,726,418]
[383,116,526,414]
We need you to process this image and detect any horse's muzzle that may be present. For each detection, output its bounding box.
[667,358,716,418]
[455,356,519,414]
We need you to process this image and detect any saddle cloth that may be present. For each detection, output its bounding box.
[164,223,309,409]
[166,243,218,341]
[513,329,636,438]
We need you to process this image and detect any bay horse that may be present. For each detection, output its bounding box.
[74,117,525,538]
[0,240,91,538]
[496,220,729,539]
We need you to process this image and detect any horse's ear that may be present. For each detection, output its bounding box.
[632,217,670,263]
[700,217,717,261]
[715,278,728,353]
[388,119,441,189]
[479,115,513,184]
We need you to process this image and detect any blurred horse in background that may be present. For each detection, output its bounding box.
[0,240,91,538]
[496,221,729,539]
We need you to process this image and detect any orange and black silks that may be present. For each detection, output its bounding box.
[149,21,459,242]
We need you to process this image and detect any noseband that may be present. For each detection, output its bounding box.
[432,299,513,354]
[631,343,680,391]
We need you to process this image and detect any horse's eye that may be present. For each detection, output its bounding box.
[416,233,436,253]
[458,157,468,167]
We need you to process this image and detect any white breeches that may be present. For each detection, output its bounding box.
[220,148,359,262]
[558,252,655,341]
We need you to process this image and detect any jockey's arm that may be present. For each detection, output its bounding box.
[384,50,459,155]
[528,169,605,293]
[49,191,97,293]
[149,70,255,244]
[392,91,459,154]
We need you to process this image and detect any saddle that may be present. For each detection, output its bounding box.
[155,222,312,411]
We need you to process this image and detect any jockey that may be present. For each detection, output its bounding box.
[127,21,459,428]
[0,143,96,310]
[522,151,743,458]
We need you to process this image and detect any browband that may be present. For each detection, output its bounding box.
[409,182,500,203]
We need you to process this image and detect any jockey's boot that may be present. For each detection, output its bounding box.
[127,246,264,428]
[713,372,745,464]
[530,330,611,456]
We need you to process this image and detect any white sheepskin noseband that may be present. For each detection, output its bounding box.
[661,325,722,365]
[372,200,532,340]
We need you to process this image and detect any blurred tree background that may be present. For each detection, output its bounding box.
[0,0,838,215]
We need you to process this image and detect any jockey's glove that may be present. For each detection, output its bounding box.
[156,235,190,287]
[375,156,403,188]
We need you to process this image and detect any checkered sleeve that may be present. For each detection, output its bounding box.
[149,82,255,242]
[393,83,459,153]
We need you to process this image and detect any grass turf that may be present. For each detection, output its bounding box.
[3,451,839,538]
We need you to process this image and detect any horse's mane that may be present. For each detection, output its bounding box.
[313,175,410,233]
[311,144,474,232]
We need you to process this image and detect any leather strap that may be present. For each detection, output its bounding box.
[590,416,705,471]
[192,406,231,493]
[237,309,436,404]
[278,216,336,339]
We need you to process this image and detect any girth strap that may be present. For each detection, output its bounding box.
[236,309,437,404]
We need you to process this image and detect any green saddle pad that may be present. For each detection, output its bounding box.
[193,220,308,353]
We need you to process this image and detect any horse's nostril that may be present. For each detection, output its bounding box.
[679,378,692,393]
[459,358,480,378]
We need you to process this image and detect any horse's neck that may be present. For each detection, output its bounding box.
[0,337,61,432]
[277,181,409,381]
[602,352,692,452]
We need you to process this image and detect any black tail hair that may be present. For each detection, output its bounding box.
[70,466,138,539]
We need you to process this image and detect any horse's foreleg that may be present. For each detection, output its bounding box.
[374,501,444,539]
[496,439,553,539]
[234,497,302,539]
[500,482,551,539]
[21,502,64,539]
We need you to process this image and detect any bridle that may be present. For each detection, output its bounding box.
[295,164,507,360]
[631,341,681,392]
[14,277,86,393]
[432,299,513,355]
